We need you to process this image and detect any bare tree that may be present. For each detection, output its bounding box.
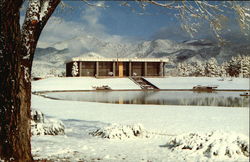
[0,0,60,161]
[0,0,249,161]
[122,1,250,43]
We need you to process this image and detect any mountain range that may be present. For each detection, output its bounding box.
[33,35,250,77]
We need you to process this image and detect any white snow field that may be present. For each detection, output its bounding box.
[32,77,141,92]
[32,77,250,92]
[145,77,249,90]
[31,77,249,161]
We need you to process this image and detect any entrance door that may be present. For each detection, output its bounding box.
[118,62,123,77]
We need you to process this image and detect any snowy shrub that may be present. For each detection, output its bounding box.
[166,131,249,159]
[90,123,150,139]
[71,61,79,77]
[31,109,65,136]
[31,109,44,123]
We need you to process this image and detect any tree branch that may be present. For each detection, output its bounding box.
[80,0,106,8]
[142,0,182,9]
[21,0,61,66]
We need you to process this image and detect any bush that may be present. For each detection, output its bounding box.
[166,131,249,159]
[31,109,65,136]
[90,123,150,139]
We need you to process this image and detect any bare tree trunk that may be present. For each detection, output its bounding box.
[0,1,33,161]
[0,0,60,161]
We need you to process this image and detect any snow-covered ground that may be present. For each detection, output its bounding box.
[32,77,249,92]
[145,77,249,90]
[31,97,249,161]
[32,77,140,92]
[31,77,249,161]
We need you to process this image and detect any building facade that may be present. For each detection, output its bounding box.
[66,57,168,77]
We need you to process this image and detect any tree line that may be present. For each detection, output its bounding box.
[175,55,250,78]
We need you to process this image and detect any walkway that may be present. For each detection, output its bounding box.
[130,77,159,90]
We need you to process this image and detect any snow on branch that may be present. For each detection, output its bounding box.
[80,0,106,8]
[40,0,50,21]
[141,1,249,43]
[26,0,40,22]
[24,0,56,22]
[21,0,60,61]
[142,0,182,9]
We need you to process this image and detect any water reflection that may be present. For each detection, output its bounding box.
[45,91,249,107]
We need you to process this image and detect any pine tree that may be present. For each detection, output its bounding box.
[219,62,228,77]
[227,55,242,77]
[205,58,219,77]
[177,63,191,76]
[241,56,250,78]
[192,62,205,77]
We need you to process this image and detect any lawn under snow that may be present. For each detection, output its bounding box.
[32,77,140,92]
[32,77,249,92]
[31,95,249,161]
[145,77,249,90]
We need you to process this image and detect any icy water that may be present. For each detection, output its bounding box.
[45,91,249,107]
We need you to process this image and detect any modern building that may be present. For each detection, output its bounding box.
[66,57,168,77]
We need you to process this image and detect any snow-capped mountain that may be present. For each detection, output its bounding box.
[33,35,250,77]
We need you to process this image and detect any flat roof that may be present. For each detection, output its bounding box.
[66,57,169,63]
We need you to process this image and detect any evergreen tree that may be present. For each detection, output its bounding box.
[192,62,205,77]
[241,56,250,78]
[227,55,242,77]
[177,63,191,76]
[219,62,228,77]
[205,58,219,77]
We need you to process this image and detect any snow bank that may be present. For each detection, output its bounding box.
[90,123,150,139]
[167,131,249,159]
[32,77,140,92]
[31,109,65,136]
[145,77,249,90]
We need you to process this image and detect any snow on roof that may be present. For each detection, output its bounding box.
[65,57,169,63]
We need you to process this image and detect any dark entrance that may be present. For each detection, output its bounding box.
[99,62,113,76]
[132,62,144,76]
[147,62,160,76]
[81,62,96,76]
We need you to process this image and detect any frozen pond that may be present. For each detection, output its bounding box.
[44,91,249,107]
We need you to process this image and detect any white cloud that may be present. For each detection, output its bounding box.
[38,17,86,45]
[37,3,109,47]
[81,6,104,31]
[20,1,137,50]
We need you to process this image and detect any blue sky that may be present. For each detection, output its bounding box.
[51,1,178,40]
[35,1,249,45]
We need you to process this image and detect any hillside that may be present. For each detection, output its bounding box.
[33,35,250,77]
